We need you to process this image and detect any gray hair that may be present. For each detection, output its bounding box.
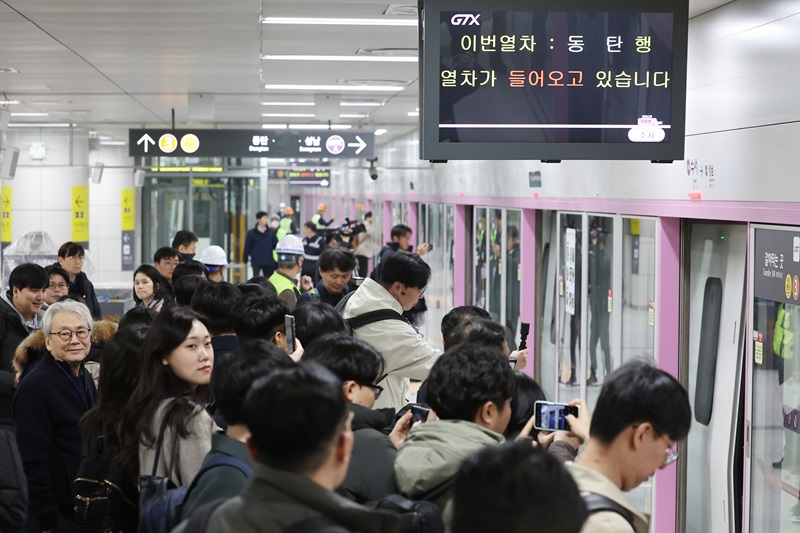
[42,299,94,335]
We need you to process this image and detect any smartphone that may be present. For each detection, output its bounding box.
[410,404,430,423]
[427,243,434,252]
[533,401,580,431]
[284,315,296,353]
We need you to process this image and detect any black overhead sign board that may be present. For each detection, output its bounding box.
[128,129,375,159]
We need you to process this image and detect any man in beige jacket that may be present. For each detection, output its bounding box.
[566,360,691,533]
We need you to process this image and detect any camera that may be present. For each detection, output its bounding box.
[367,157,378,181]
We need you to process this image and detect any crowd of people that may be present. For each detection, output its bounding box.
[0,212,692,533]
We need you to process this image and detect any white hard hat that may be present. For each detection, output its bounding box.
[198,245,228,269]
[275,234,305,257]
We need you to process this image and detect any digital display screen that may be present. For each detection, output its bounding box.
[419,0,688,161]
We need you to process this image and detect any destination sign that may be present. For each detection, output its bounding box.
[128,129,375,159]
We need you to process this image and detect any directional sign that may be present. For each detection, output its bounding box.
[128,129,375,159]
[1,186,11,244]
[72,186,89,244]
[121,188,135,271]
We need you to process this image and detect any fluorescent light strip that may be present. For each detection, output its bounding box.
[0,100,19,105]
[375,129,388,136]
[8,123,72,128]
[261,124,289,129]
[261,102,314,107]
[289,124,352,130]
[341,101,384,107]
[339,114,368,118]
[261,16,416,27]
[100,141,127,146]
[407,111,419,117]
[262,113,315,118]
[262,54,416,63]
[265,84,404,92]
[11,112,49,117]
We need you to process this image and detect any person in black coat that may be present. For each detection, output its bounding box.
[0,422,27,532]
[243,212,279,278]
[302,334,413,503]
[0,263,48,424]
[14,300,97,533]
[56,242,103,319]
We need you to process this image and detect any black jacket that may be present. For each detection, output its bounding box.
[0,423,27,533]
[243,226,278,268]
[337,403,398,504]
[0,298,34,423]
[13,354,97,531]
[297,280,350,308]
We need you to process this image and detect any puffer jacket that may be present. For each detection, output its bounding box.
[342,278,441,411]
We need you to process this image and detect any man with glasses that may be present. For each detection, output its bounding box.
[56,241,102,319]
[342,251,442,411]
[43,265,71,309]
[0,263,48,423]
[566,360,691,533]
[302,334,414,503]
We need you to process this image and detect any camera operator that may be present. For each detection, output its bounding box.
[302,222,326,284]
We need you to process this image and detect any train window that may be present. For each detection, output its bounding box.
[503,210,522,350]
[587,215,614,395]
[621,218,657,366]
[473,207,489,308]
[695,278,723,426]
[558,213,583,391]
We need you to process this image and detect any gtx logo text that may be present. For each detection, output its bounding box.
[451,14,481,26]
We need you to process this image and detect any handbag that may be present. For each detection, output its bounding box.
[137,403,181,533]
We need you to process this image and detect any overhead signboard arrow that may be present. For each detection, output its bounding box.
[137,133,155,153]
[2,195,9,209]
[348,135,367,155]
[75,196,83,208]
[123,233,130,244]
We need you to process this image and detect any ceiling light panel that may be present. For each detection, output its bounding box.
[261,17,416,27]
[264,84,404,92]
[262,55,416,63]
[261,102,315,106]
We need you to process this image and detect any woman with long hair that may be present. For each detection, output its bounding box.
[120,307,216,486]
[133,264,169,313]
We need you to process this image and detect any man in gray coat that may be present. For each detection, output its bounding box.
[172,363,401,533]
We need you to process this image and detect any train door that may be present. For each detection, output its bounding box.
[747,225,800,532]
[539,210,559,400]
[416,203,456,348]
[682,222,746,533]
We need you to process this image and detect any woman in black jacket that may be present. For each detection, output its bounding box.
[56,242,103,319]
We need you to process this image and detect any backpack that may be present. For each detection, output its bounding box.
[138,453,252,533]
[334,290,408,333]
[73,435,139,533]
[582,493,635,529]
[365,494,445,533]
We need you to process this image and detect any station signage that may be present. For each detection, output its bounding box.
[128,129,375,159]
[268,168,331,187]
[753,227,800,304]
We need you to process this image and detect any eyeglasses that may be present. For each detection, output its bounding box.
[50,328,91,342]
[360,383,384,400]
[48,282,68,290]
[65,255,84,262]
[661,435,679,467]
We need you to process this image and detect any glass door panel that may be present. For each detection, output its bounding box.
[558,213,584,399]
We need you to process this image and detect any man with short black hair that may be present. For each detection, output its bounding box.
[233,293,291,352]
[566,360,691,533]
[451,442,587,533]
[174,275,207,307]
[179,340,293,521]
[153,246,180,302]
[172,259,208,285]
[343,251,442,410]
[244,211,279,278]
[394,343,516,519]
[371,224,429,281]
[174,363,402,532]
[172,230,198,262]
[191,282,243,364]
[297,247,357,308]
[0,263,48,422]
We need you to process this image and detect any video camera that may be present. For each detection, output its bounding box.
[320,217,366,244]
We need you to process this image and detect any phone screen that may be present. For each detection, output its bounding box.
[534,401,580,431]
[284,315,296,353]
[410,404,430,423]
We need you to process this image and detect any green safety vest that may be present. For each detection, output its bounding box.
[312,213,324,228]
[774,305,795,360]
[276,217,293,241]
[269,271,300,300]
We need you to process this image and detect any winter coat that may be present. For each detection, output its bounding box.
[355,221,380,259]
[394,419,504,519]
[337,403,398,503]
[13,354,97,531]
[565,462,649,533]
[172,462,402,533]
[342,278,442,411]
[64,269,103,319]
[0,297,38,423]
[0,422,27,533]
[243,225,278,268]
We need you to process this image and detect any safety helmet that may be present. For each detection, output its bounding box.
[198,245,228,268]
[275,235,305,257]
[284,206,295,215]
[317,203,327,212]
[279,202,286,209]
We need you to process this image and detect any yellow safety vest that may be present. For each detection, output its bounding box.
[268,271,300,299]
[312,213,324,228]
[774,305,794,359]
